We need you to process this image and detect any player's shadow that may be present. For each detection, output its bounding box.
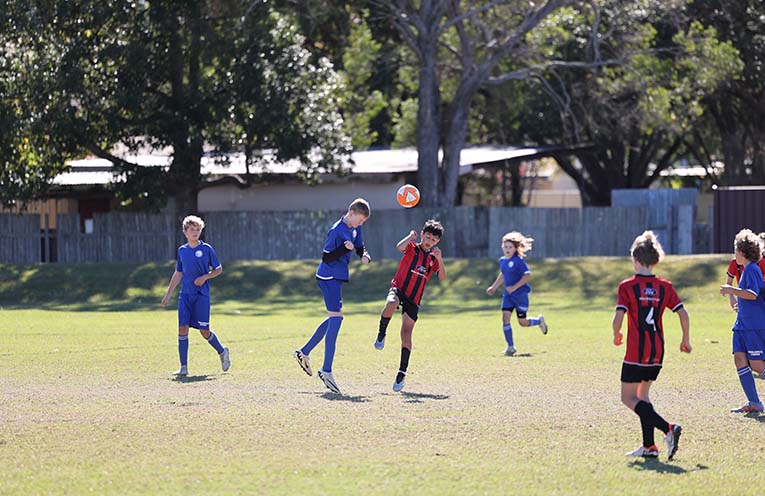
[399,391,449,403]
[320,393,371,403]
[172,375,216,383]
[505,352,534,358]
[628,459,709,474]
[745,412,765,422]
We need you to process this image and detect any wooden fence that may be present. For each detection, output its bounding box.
[0,206,693,264]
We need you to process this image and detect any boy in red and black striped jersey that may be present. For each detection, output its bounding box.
[613,231,691,461]
[374,220,447,392]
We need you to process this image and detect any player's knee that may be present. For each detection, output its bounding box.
[328,310,343,318]
[518,319,529,327]
[178,326,190,336]
[199,329,211,339]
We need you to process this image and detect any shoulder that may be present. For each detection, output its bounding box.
[618,275,636,287]
[655,276,675,288]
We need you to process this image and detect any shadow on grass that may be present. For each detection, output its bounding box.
[400,391,449,403]
[320,392,370,403]
[172,375,216,383]
[628,459,709,474]
[506,352,535,358]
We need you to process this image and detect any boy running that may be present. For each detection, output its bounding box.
[374,220,447,392]
[293,198,371,394]
[614,231,691,461]
[161,215,230,376]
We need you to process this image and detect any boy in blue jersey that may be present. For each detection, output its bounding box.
[161,215,230,377]
[720,229,765,413]
[293,198,371,394]
[485,231,548,355]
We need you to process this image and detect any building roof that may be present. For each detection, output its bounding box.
[55,145,567,186]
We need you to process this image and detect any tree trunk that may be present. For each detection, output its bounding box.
[415,36,442,207]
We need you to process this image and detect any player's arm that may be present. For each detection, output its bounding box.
[195,265,223,286]
[486,272,503,295]
[432,247,446,281]
[355,245,371,263]
[725,275,737,310]
[322,241,353,262]
[505,273,530,295]
[612,308,626,345]
[720,284,757,300]
[162,271,183,306]
[396,230,417,252]
[676,307,691,353]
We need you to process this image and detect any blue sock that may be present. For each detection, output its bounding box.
[502,324,514,347]
[301,318,329,355]
[322,316,344,373]
[178,335,189,366]
[737,366,762,405]
[206,331,225,354]
[527,317,541,326]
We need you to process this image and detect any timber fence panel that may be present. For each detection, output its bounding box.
[0,214,39,263]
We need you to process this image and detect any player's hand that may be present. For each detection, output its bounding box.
[613,332,623,346]
[729,296,738,311]
[432,247,442,259]
[344,240,354,250]
[408,230,417,240]
[194,275,206,286]
[720,284,734,295]
[361,255,370,264]
[486,286,496,296]
[680,340,692,353]
[161,295,169,307]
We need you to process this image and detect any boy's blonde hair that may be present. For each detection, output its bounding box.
[758,232,765,258]
[630,230,664,267]
[502,231,533,258]
[348,198,371,217]
[735,229,761,263]
[182,215,205,231]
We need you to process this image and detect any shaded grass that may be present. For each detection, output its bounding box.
[2,255,764,495]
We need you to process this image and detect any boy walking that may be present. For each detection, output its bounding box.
[374,220,447,392]
[613,231,691,461]
[161,215,230,376]
[293,198,371,394]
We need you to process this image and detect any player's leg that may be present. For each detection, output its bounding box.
[193,295,229,371]
[750,359,765,377]
[295,279,336,377]
[516,294,546,334]
[393,303,417,392]
[375,288,400,350]
[175,295,191,376]
[501,308,515,356]
[314,280,344,393]
[732,346,763,412]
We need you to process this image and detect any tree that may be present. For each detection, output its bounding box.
[0,1,350,218]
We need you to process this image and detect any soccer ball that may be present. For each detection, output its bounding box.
[396,184,420,208]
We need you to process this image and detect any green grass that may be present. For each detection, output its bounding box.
[2,255,764,495]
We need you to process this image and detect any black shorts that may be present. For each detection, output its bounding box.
[390,287,419,322]
[621,363,662,383]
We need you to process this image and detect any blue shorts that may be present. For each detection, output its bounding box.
[178,293,211,330]
[502,291,530,318]
[732,329,765,361]
[317,278,343,312]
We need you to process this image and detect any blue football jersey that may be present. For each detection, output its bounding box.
[316,217,364,282]
[734,262,765,331]
[176,242,221,296]
[500,254,531,294]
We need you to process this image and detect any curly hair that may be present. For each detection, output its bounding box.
[502,231,534,258]
[735,229,761,263]
[182,215,205,231]
[422,219,444,239]
[630,230,664,267]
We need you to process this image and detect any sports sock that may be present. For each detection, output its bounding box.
[737,366,762,405]
[502,324,514,347]
[206,331,225,354]
[396,347,411,383]
[178,334,189,366]
[378,316,391,340]
[633,400,656,447]
[301,318,329,355]
[526,317,541,326]
[321,316,344,373]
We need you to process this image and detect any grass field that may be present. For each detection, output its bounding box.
[1,255,764,495]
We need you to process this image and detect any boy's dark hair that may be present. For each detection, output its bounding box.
[422,219,444,238]
[348,198,371,217]
[735,229,761,263]
[630,230,664,267]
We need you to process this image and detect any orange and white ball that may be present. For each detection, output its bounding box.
[396,184,420,208]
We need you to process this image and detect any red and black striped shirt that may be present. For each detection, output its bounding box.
[616,274,683,366]
[391,242,440,305]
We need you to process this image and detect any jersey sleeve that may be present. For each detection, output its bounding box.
[664,282,684,312]
[431,254,440,274]
[323,228,340,253]
[616,282,631,312]
[175,248,183,272]
[517,258,530,275]
[208,244,222,270]
[727,259,738,280]
[740,265,761,297]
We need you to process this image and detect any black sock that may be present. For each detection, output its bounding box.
[398,347,411,378]
[634,401,655,447]
[647,403,670,434]
[377,316,391,341]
